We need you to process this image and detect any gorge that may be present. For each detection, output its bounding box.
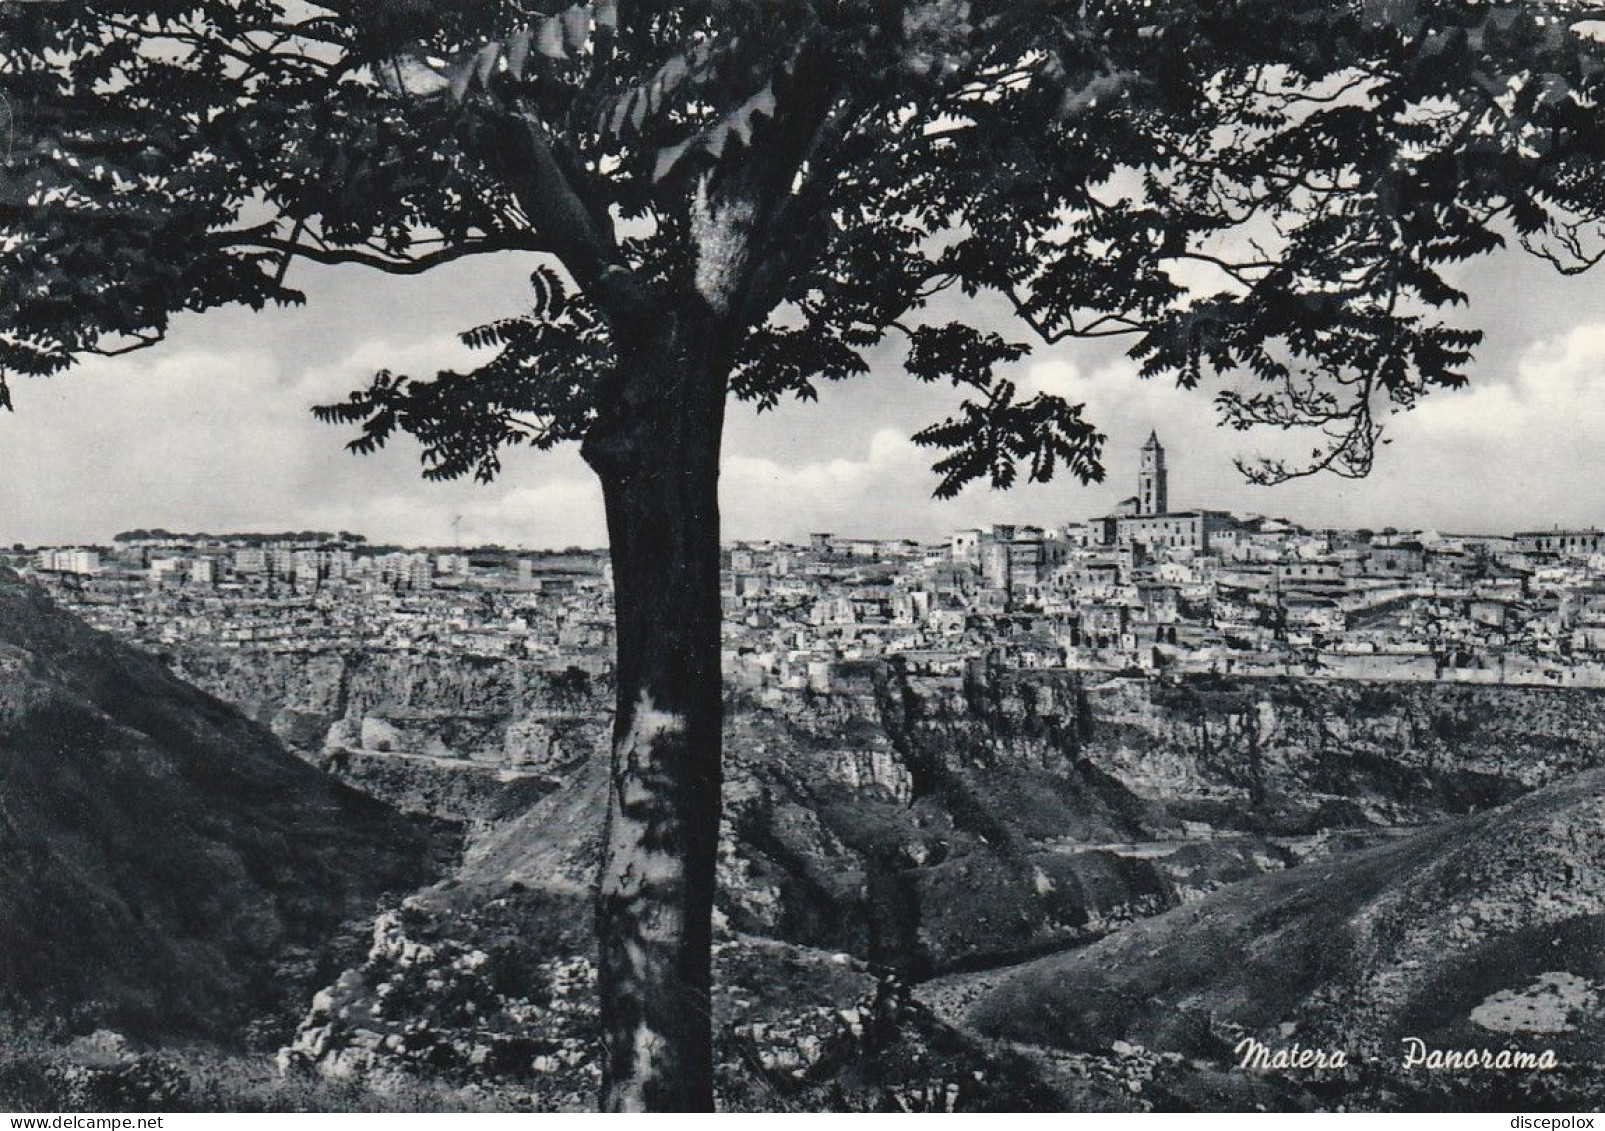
[3,574,1601,1111]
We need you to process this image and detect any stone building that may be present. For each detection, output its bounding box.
[1090,431,1238,553]
[1515,529,1605,558]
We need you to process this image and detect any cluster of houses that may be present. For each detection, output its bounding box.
[721,435,1605,694]
[19,432,1605,697]
[20,533,614,675]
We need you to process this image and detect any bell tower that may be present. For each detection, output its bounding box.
[1139,431,1168,516]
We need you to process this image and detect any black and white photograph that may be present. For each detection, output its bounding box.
[1,0,1603,1117]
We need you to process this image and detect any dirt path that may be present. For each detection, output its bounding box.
[912,954,1057,1026]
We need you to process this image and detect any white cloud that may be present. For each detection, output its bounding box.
[1368,320,1605,532]
[723,429,930,538]
[295,335,481,399]
[452,475,606,549]
[6,255,1605,551]
[1008,320,1605,535]
[722,426,1105,542]
[0,336,604,548]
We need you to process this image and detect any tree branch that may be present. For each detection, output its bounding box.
[1003,285,1147,343]
[734,76,870,329]
[84,330,167,358]
[218,231,550,276]
[489,105,650,320]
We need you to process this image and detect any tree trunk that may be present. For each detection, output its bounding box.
[584,306,728,1112]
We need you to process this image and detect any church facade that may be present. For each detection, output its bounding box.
[1094,432,1236,553]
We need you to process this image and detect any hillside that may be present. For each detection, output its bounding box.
[967,765,1605,1109]
[0,570,440,1040]
[431,673,1180,978]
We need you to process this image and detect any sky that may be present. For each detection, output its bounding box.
[4,240,1605,550]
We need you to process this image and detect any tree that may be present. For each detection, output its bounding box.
[5,0,1605,1110]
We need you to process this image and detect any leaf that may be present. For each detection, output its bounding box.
[655,55,689,104]
[912,384,1103,498]
[536,15,565,60]
[505,25,532,79]
[653,138,692,183]
[1532,72,1570,110]
[905,323,1029,390]
[473,42,500,88]
[610,91,636,136]
[601,42,714,140]
[745,84,777,122]
[664,80,778,175]
[447,58,474,102]
[561,6,590,54]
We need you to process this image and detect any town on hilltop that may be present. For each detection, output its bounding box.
[13,432,1605,712]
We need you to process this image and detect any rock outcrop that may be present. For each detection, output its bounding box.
[169,648,602,769]
[277,889,1060,1112]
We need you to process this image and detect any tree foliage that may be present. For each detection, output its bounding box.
[6,1,1605,484]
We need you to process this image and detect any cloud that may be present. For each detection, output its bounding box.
[0,335,604,549]
[1010,320,1605,535]
[1366,320,1605,532]
[721,426,1108,542]
[6,251,1605,551]
[452,475,607,549]
[723,429,930,539]
[294,335,482,397]
[0,344,291,543]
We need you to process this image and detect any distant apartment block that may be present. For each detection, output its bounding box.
[35,548,100,575]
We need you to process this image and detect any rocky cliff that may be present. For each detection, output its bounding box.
[169,648,601,769]
[423,664,1183,978]
[162,646,1605,980]
[1081,675,1605,831]
[163,646,1186,974]
[171,646,1605,833]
